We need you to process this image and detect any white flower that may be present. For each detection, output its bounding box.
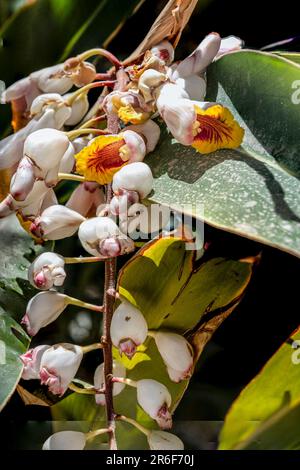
[110,300,148,359]
[94,361,126,406]
[63,93,89,126]
[125,119,160,154]
[153,332,193,382]
[121,130,146,162]
[216,35,244,58]
[30,205,85,240]
[175,75,207,101]
[155,83,195,145]
[58,142,75,174]
[31,63,74,95]
[148,431,184,450]
[171,32,221,80]
[20,345,49,380]
[22,291,69,336]
[39,343,83,396]
[78,216,134,258]
[137,379,172,429]
[66,182,105,216]
[112,162,153,200]
[151,41,174,65]
[28,252,66,290]
[43,431,86,450]
[30,93,72,129]
[10,128,70,200]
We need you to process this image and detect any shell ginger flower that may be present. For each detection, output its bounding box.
[75,130,146,185]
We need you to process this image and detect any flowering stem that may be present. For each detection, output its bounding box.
[102,183,117,450]
[66,81,116,105]
[81,343,103,354]
[117,415,151,437]
[64,256,106,264]
[112,377,137,387]
[65,128,109,140]
[77,48,122,68]
[79,115,107,129]
[66,295,104,312]
[86,428,110,441]
[58,173,86,182]
[68,383,97,395]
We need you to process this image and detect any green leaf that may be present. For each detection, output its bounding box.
[0,216,47,410]
[0,309,30,411]
[219,327,300,449]
[0,216,44,294]
[146,50,300,257]
[53,236,254,449]
[272,51,300,65]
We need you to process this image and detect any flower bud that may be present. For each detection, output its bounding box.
[28,252,66,290]
[172,32,221,80]
[137,379,172,429]
[148,431,184,450]
[153,332,193,383]
[39,343,83,395]
[110,301,148,359]
[30,205,85,240]
[138,69,166,103]
[30,93,72,129]
[78,217,134,258]
[125,120,160,154]
[32,64,74,94]
[63,93,89,126]
[10,157,36,201]
[22,291,69,336]
[43,431,86,450]
[20,345,49,380]
[94,360,126,406]
[151,41,174,65]
[66,182,105,216]
[63,59,97,87]
[108,191,140,217]
[24,128,70,184]
[112,162,153,199]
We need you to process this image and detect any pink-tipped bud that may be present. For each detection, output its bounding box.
[39,343,83,396]
[122,130,146,162]
[10,156,36,201]
[153,332,193,383]
[110,301,148,359]
[78,217,134,258]
[112,162,153,199]
[42,431,86,450]
[22,291,69,336]
[137,379,172,429]
[94,361,126,406]
[28,252,66,290]
[148,431,184,450]
[20,345,50,380]
[30,205,85,240]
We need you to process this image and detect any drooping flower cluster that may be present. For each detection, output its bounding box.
[1,31,244,450]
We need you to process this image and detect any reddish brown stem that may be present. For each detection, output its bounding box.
[103,183,117,450]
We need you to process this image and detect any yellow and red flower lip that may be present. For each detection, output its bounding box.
[74,130,146,185]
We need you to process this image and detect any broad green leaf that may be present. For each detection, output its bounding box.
[0,309,30,411]
[219,327,300,449]
[0,215,47,410]
[146,51,300,257]
[0,216,44,294]
[273,51,300,65]
[53,236,254,449]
